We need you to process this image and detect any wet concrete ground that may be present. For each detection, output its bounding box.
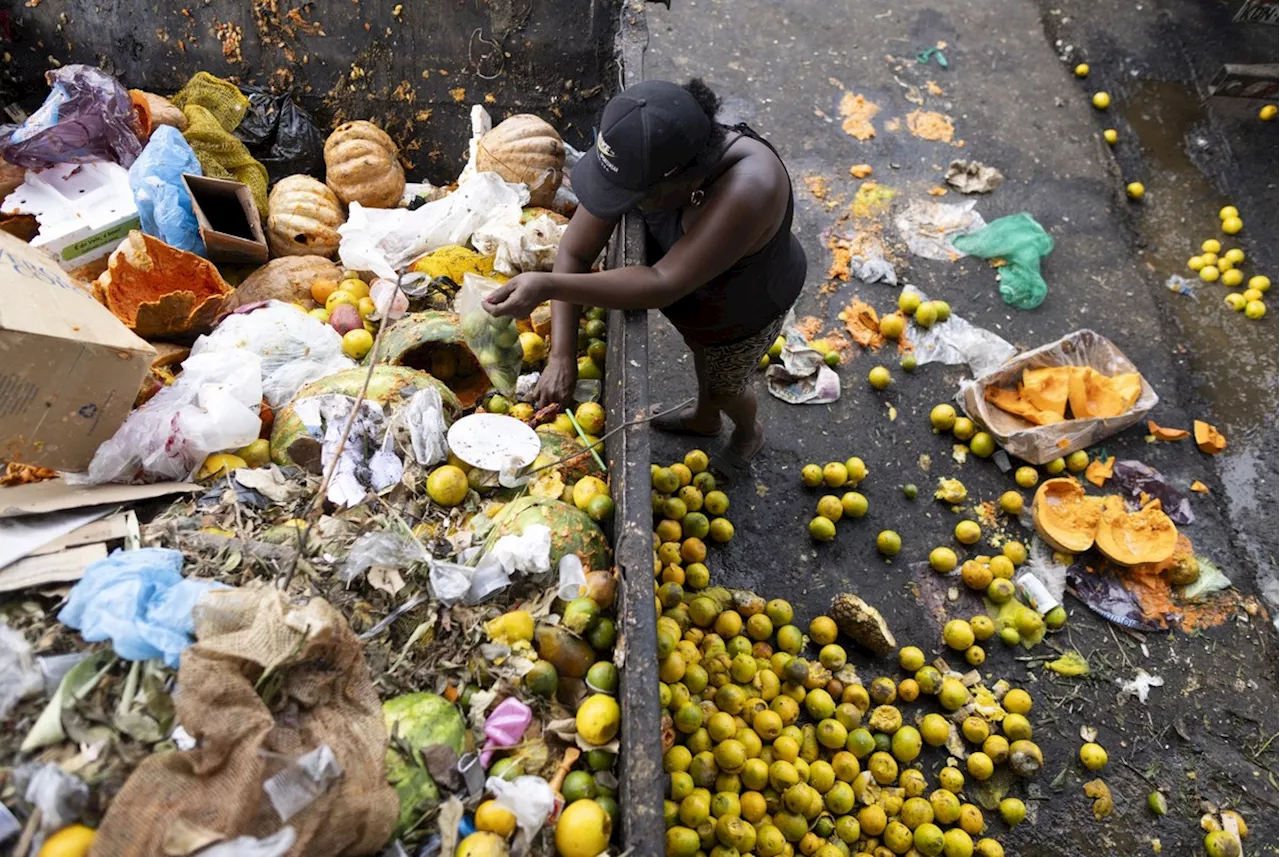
[642,0,1278,853]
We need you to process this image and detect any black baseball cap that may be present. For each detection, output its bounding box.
[571,80,712,219]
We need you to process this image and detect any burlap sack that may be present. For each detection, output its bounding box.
[91,588,397,857]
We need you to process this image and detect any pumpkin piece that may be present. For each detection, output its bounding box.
[1147,420,1189,441]
[1020,367,1070,418]
[1131,534,1199,585]
[1189,480,1209,494]
[1193,420,1226,454]
[985,385,1064,426]
[1066,367,1141,419]
[269,365,461,469]
[378,310,492,409]
[266,175,345,258]
[1032,478,1104,554]
[323,120,405,209]
[475,114,565,208]
[1094,495,1178,567]
[95,231,232,340]
[131,90,188,133]
[1084,455,1114,488]
[226,255,342,311]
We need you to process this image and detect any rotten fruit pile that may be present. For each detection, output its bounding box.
[653,451,1043,857]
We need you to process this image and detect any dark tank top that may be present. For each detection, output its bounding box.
[644,123,807,346]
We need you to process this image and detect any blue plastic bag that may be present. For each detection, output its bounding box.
[128,125,206,255]
[58,548,227,667]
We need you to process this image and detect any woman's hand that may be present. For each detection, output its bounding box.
[535,354,578,407]
[483,272,549,319]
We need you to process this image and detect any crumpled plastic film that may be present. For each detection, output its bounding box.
[952,212,1055,310]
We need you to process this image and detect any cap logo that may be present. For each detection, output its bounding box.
[595,133,617,159]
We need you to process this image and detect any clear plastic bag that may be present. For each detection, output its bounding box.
[128,125,205,255]
[189,301,355,408]
[0,65,143,169]
[83,350,263,483]
[458,273,522,397]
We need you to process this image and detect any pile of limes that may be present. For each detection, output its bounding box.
[799,459,870,542]
[1184,216,1270,320]
[927,404,994,459]
[655,453,1043,857]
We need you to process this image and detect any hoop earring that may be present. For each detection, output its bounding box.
[690,188,706,207]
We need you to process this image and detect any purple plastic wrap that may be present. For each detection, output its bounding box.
[1,65,142,169]
[1111,460,1195,526]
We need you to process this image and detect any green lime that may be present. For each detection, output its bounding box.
[586,749,616,771]
[587,661,619,694]
[903,484,918,499]
[563,769,598,802]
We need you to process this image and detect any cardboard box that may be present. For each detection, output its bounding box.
[0,231,155,471]
[0,162,140,271]
[181,174,269,264]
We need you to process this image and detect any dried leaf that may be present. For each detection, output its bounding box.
[1080,725,1098,743]
[368,566,407,596]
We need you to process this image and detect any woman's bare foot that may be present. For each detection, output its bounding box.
[651,403,723,437]
[728,420,766,460]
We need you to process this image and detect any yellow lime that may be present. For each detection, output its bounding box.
[955,520,982,545]
[1091,91,1110,109]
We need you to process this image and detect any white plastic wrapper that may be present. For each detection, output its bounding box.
[197,827,297,857]
[958,329,1158,464]
[338,172,528,279]
[900,285,1016,379]
[0,625,42,720]
[291,395,401,508]
[472,211,567,275]
[263,745,342,823]
[82,350,262,484]
[490,525,552,576]
[487,775,556,836]
[189,302,355,409]
[895,198,986,261]
[388,387,449,466]
[341,532,430,585]
[369,277,410,321]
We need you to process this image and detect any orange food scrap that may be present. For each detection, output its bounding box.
[850,163,873,178]
[1190,480,1209,494]
[804,175,830,201]
[984,386,1064,426]
[1,462,59,487]
[795,315,825,340]
[926,80,945,96]
[1147,420,1189,441]
[95,231,232,339]
[1068,368,1141,419]
[1193,420,1226,454]
[1021,367,1071,418]
[1085,456,1115,488]
[838,92,880,140]
[905,110,955,143]
[837,298,885,349]
[927,186,948,196]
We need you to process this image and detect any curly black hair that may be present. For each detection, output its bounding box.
[683,78,728,177]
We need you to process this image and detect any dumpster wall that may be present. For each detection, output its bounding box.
[4,0,621,184]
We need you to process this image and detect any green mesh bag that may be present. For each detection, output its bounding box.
[952,213,1054,310]
[171,73,268,216]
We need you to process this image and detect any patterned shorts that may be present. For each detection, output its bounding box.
[684,313,790,398]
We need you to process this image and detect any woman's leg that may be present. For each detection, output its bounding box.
[652,343,723,436]
[712,386,765,459]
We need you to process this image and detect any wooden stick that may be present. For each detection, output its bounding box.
[549,747,582,796]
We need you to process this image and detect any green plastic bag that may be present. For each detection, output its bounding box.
[952,213,1054,310]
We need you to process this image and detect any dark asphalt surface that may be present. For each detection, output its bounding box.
[642,1,1278,854]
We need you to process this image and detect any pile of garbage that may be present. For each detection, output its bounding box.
[0,64,620,857]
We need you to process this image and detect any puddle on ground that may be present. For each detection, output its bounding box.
[1122,80,1278,607]
[1122,80,1275,431]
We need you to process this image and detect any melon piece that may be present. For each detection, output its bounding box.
[382,692,466,838]
[379,311,492,409]
[495,496,611,571]
[95,231,232,340]
[532,431,605,484]
[270,366,461,469]
[1094,495,1178,567]
[1031,478,1104,554]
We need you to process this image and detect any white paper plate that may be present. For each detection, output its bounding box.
[446,413,541,472]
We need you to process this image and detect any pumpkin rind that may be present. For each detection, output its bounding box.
[266,175,345,258]
[323,120,406,209]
